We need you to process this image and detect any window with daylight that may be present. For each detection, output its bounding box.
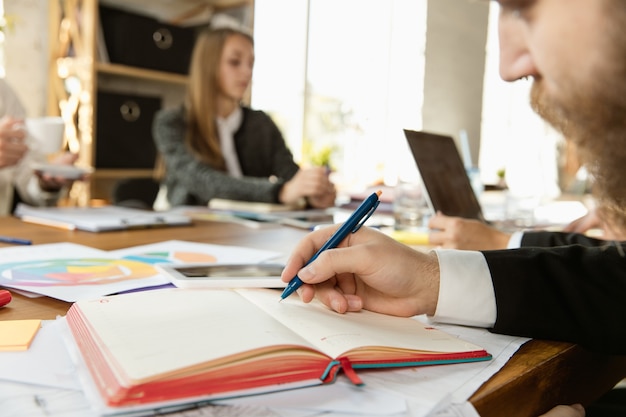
[252,0,427,194]
[0,1,6,78]
[479,3,562,201]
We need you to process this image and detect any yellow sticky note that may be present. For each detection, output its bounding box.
[0,319,42,351]
[390,229,430,246]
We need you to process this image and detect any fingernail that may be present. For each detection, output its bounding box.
[347,298,362,310]
[331,299,342,311]
[299,265,313,279]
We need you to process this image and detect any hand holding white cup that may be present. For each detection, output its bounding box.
[26,116,65,160]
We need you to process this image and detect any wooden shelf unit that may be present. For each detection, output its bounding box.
[96,63,189,85]
[47,0,254,205]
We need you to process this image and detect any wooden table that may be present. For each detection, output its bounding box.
[1,215,625,417]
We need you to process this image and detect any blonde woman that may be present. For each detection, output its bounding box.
[153,26,336,208]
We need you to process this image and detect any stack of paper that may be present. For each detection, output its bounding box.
[15,204,192,232]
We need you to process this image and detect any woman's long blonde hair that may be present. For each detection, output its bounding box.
[185,27,254,170]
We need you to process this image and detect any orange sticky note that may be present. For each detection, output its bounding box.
[0,319,42,351]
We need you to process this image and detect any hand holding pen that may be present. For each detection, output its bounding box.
[280,200,440,317]
[280,190,382,300]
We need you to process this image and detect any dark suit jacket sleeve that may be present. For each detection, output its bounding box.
[521,231,611,247]
[482,243,626,354]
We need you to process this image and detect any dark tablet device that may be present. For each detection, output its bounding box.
[404,129,486,222]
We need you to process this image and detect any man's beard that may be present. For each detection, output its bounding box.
[530,73,626,235]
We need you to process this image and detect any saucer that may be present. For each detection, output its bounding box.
[32,163,93,180]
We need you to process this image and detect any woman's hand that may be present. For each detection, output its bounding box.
[279,167,336,208]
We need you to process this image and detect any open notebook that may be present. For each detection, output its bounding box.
[63,287,491,415]
[404,129,486,222]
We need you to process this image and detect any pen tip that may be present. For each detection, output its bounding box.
[376,190,382,197]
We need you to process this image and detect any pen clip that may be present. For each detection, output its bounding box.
[351,200,379,233]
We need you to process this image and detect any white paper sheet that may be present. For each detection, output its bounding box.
[107,240,282,265]
[0,320,79,389]
[0,241,281,302]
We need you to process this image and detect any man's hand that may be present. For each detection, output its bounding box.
[281,225,440,317]
[539,404,585,417]
[428,212,512,250]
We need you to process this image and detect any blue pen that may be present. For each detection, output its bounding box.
[0,235,32,245]
[280,190,382,300]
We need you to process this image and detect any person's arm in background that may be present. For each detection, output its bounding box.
[0,79,81,210]
[0,116,28,168]
[428,212,512,250]
[427,211,619,250]
[0,115,29,213]
[539,404,585,417]
[279,166,336,208]
[0,80,35,208]
[563,208,601,234]
[11,133,80,208]
[562,207,626,240]
[34,151,80,191]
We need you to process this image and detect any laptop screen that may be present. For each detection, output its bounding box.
[403,129,485,222]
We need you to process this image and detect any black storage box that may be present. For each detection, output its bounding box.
[99,5,196,74]
[95,91,162,169]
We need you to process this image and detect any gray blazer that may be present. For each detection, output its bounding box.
[153,106,299,206]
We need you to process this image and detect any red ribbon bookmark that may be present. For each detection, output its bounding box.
[339,357,364,386]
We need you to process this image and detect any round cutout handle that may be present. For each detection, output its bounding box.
[153,28,173,50]
[120,101,141,122]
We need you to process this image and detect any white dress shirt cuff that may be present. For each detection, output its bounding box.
[507,231,524,249]
[430,249,496,328]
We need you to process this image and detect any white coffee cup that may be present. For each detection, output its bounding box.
[26,116,65,158]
